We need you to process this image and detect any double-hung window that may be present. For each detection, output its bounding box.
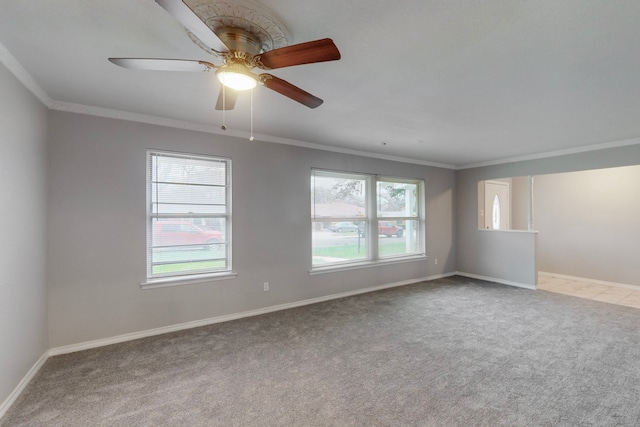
[311,169,424,269]
[311,171,370,265]
[146,150,231,282]
[376,178,421,258]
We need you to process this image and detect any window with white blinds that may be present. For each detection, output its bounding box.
[147,150,231,280]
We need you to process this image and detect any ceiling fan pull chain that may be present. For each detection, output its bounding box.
[221,84,227,131]
[249,88,255,141]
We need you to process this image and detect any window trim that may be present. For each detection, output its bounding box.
[145,149,232,285]
[309,254,427,275]
[376,176,424,260]
[140,270,237,290]
[311,169,426,272]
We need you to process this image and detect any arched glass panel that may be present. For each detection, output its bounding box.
[492,194,501,229]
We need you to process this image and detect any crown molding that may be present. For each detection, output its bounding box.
[0,41,52,107]
[458,137,640,170]
[49,100,457,169]
[46,99,640,172]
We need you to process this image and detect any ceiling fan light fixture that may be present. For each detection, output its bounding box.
[113,2,341,109]
[216,66,257,91]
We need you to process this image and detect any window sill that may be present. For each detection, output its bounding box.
[478,228,539,234]
[309,254,427,275]
[141,271,237,290]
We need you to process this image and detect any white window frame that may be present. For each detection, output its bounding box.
[142,150,235,289]
[311,169,426,273]
[376,176,424,260]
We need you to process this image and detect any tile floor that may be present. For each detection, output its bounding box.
[537,273,640,309]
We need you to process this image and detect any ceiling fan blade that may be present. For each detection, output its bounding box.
[155,0,229,52]
[256,38,341,70]
[108,58,214,72]
[260,74,323,108]
[215,88,238,110]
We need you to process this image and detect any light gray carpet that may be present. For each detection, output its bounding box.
[3,276,640,426]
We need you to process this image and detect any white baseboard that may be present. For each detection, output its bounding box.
[0,351,49,419]
[0,271,459,420]
[49,272,456,356]
[455,271,536,290]
[538,271,639,290]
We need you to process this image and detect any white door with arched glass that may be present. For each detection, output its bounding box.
[484,180,510,230]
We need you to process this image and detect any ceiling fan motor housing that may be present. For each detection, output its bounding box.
[184,0,290,55]
[216,26,262,55]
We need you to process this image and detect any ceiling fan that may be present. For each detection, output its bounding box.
[109,0,341,110]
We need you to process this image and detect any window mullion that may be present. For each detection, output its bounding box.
[311,217,365,222]
[368,176,379,261]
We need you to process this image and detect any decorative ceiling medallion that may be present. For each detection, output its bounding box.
[183,0,290,54]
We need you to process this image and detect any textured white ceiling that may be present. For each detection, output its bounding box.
[1,0,640,167]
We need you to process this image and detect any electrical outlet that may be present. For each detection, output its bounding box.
[435,258,438,265]
[263,282,269,292]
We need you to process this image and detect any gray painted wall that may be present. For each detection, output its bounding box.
[47,111,455,348]
[511,176,529,230]
[534,165,640,286]
[456,144,640,287]
[0,63,49,407]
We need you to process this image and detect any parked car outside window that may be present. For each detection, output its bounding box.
[153,220,223,251]
[378,221,404,237]
[359,221,404,237]
[328,222,359,233]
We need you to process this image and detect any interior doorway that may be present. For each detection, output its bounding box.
[484,180,510,230]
